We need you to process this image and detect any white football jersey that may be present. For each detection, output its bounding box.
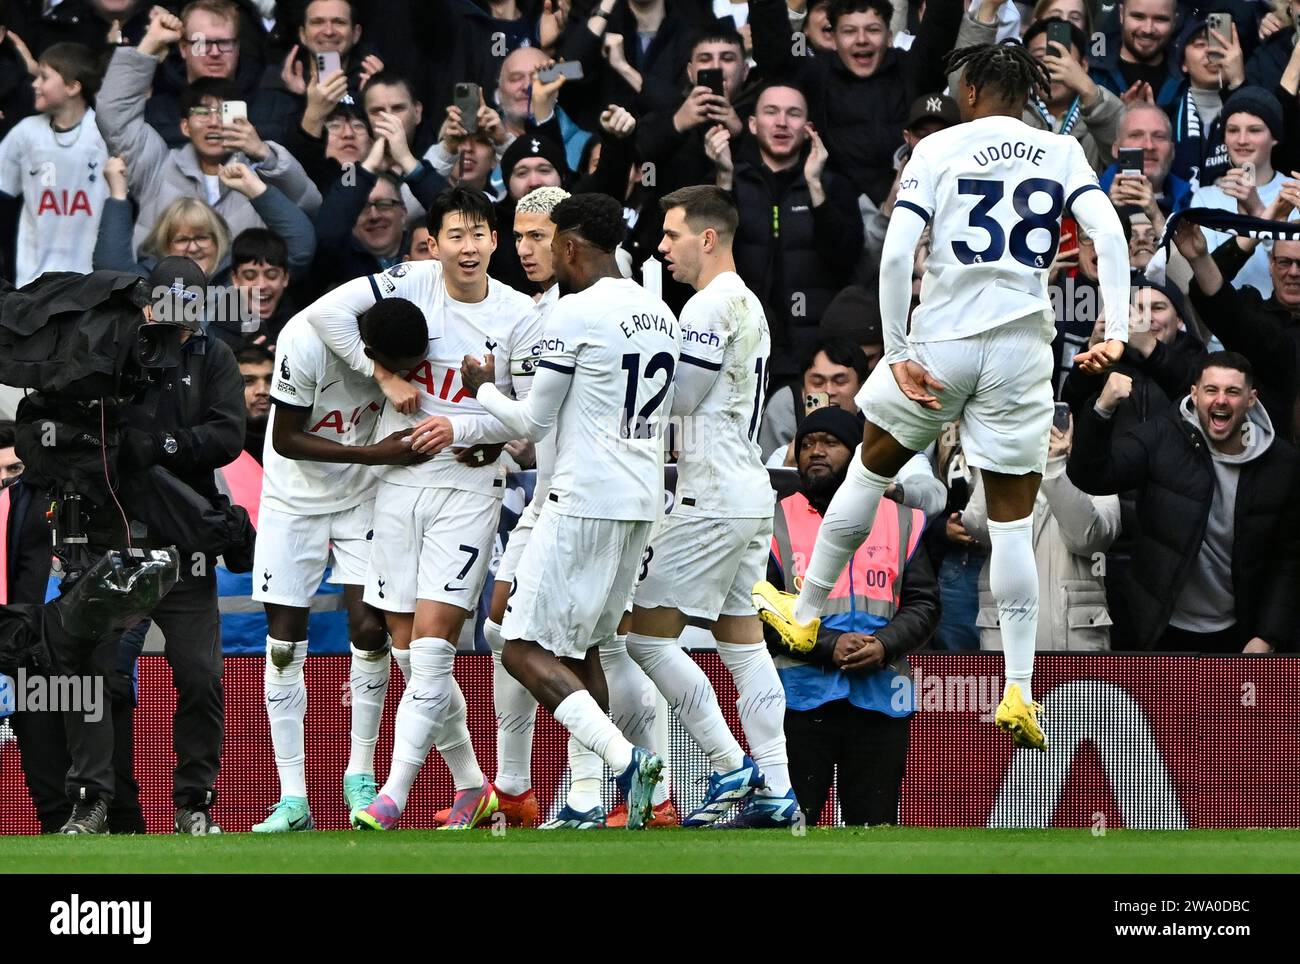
[673,272,771,519]
[304,260,542,496]
[0,110,109,286]
[540,277,680,521]
[895,114,1101,344]
[529,284,561,504]
[263,314,384,516]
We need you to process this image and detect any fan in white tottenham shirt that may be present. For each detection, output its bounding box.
[757,49,1130,754]
[305,224,539,830]
[0,108,109,286]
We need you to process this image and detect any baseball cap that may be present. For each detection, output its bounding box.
[146,255,208,332]
[906,93,960,131]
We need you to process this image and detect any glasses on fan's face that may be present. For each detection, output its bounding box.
[362,199,404,213]
[171,233,215,252]
[187,104,224,122]
[325,118,368,136]
[188,35,239,55]
[1273,256,1300,272]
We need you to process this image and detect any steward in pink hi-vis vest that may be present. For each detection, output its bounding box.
[769,492,931,716]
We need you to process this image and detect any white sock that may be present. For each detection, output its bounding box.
[566,734,604,812]
[553,689,634,773]
[651,693,671,806]
[989,515,1038,704]
[393,647,411,683]
[600,634,657,749]
[794,450,890,624]
[380,637,455,811]
[346,643,390,776]
[434,679,485,792]
[486,617,536,796]
[717,640,790,794]
[627,631,743,774]
[264,637,308,800]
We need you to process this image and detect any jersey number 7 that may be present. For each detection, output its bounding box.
[952,177,1064,269]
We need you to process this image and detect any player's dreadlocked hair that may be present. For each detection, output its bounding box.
[944,40,1050,107]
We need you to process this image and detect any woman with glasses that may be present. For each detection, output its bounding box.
[92,156,316,345]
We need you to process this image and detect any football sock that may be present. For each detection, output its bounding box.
[600,633,657,750]
[794,451,891,625]
[566,734,604,813]
[553,689,633,773]
[435,679,485,792]
[264,637,308,800]
[717,640,790,794]
[650,692,671,806]
[626,632,744,774]
[345,643,389,776]
[381,637,455,811]
[989,515,1038,705]
[485,618,536,796]
[393,646,411,683]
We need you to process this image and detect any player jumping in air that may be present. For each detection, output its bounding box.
[754,42,1131,750]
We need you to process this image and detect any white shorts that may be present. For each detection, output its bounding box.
[364,481,501,613]
[856,317,1054,475]
[634,514,772,621]
[502,508,652,660]
[251,500,374,608]
[495,499,541,586]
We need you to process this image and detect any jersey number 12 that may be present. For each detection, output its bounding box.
[620,352,676,439]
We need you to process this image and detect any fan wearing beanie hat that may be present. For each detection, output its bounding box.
[501,134,569,201]
[1188,84,1297,298]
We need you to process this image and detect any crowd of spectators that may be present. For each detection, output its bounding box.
[2,0,1298,673]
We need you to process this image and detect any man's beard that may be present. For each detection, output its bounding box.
[800,461,850,514]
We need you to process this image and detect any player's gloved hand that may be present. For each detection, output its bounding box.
[407,415,454,455]
[118,427,160,469]
[890,360,945,410]
[455,442,506,466]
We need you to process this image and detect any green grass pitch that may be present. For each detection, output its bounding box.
[3,828,1299,873]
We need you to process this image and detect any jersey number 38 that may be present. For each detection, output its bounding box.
[952,177,1064,269]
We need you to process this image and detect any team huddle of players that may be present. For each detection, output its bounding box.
[250,39,1134,833]
[250,183,797,832]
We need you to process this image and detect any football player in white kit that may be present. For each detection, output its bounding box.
[756,42,1131,750]
[303,188,541,830]
[449,186,665,830]
[251,298,430,832]
[624,185,799,827]
[411,194,679,829]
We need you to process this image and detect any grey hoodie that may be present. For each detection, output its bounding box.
[1169,395,1276,632]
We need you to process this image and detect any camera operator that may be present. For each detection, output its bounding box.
[18,255,247,835]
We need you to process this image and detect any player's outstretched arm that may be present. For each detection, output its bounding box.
[301,276,420,414]
[1070,187,1130,373]
[473,362,571,442]
[270,405,426,465]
